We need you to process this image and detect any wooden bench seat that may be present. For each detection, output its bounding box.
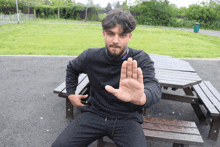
[192,81,220,141]
[53,74,204,146]
[97,116,204,147]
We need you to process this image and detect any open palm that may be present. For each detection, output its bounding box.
[105,58,146,105]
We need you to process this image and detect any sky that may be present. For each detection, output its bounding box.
[75,0,204,8]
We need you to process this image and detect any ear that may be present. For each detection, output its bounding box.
[102,30,106,37]
[129,33,132,39]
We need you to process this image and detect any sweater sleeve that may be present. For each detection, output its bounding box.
[66,50,88,96]
[139,52,162,108]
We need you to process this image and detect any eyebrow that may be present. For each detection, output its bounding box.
[106,30,126,35]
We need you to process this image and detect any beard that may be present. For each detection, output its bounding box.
[106,45,127,60]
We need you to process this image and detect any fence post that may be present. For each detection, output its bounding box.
[16,0,20,23]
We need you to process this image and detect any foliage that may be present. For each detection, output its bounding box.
[183,4,220,30]
[175,7,187,18]
[33,5,100,21]
[105,3,112,13]
[130,0,175,26]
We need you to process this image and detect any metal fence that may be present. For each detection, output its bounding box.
[0,14,36,21]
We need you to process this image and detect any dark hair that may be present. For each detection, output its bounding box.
[102,9,136,34]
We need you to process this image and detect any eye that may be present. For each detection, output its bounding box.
[107,32,114,36]
[120,33,126,37]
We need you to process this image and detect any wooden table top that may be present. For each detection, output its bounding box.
[149,54,202,89]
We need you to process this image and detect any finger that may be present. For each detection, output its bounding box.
[132,60,138,80]
[80,94,88,99]
[137,67,143,84]
[105,85,118,95]
[120,61,127,80]
[127,58,132,78]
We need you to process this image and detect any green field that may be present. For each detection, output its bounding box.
[0,21,220,58]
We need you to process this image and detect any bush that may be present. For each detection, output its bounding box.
[33,5,100,21]
[130,0,175,26]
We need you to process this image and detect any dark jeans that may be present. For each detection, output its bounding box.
[51,112,147,147]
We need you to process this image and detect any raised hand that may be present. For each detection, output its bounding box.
[105,58,146,106]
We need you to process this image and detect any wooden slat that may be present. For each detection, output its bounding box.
[54,73,88,96]
[142,116,203,146]
[193,84,220,117]
[204,81,220,102]
[158,79,201,89]
[156,69,201,80]
[62,76,90,95]
[143,116,197,128]
[143,129,204,146]
[199,82,220,112]
[142,122,200,135]
[150,54,195,72]
[53,81,66,94]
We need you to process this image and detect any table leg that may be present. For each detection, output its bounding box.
[183,87,207,125]
[66,98,74,119]
[173,143,188,147]
[209,119,220,141]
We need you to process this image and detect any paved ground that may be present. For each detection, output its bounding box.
[1,20,220,146]
[0,56,220,147]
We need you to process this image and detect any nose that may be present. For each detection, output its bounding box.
[112,35,119,44]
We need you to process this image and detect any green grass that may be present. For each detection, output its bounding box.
[0,21,220,58]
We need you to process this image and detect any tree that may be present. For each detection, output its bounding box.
[89,0,95,7]
[130,0,175,26]
[114,1,121,9]
[105,3,112,13]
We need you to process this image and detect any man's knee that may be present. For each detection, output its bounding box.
[51,139,66,147]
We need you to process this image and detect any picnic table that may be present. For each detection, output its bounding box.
[149,54,220,141]
[54,54,220,145]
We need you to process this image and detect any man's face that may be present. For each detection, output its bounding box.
[102,24,132,60]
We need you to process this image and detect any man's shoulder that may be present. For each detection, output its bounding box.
[128,47,149,59]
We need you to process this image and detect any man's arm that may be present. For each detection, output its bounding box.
[66,50,89,108]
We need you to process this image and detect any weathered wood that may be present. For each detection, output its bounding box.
[97,116,204,147]
[143,116,197,128]
[173,143,186,147]
[199,82,220,112]
[183,87,208,125]
[66,98,74,119]
[193,81,220,140]
[142,117,204,146]
[204,81,220,102]
[143,129,203,146]
[162,91,199,104]
[209,119,220,141]
[193,83,220,117]
[142,122,200,135]
[53,81,66,94]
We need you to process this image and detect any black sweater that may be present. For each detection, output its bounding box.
[66,47,161,123]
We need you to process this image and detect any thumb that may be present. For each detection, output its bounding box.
[105,85,117,95]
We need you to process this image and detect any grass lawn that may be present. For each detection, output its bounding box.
[0,21,220,58]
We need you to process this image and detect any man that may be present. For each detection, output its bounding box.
[52,9,161,147]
